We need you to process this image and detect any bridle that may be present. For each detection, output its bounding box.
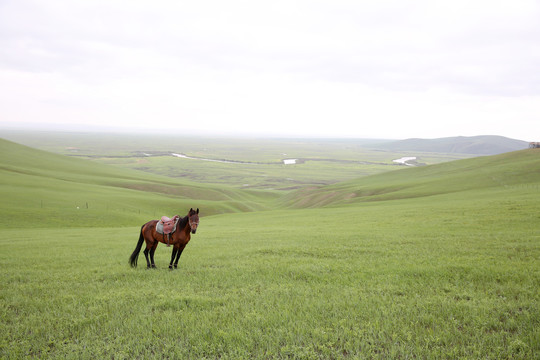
[189,216,199,233]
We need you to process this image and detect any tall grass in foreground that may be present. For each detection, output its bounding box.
[1,193,538,359]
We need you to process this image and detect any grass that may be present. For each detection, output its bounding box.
[1,134,539,358]
[1,131,472,190]
[1,198,538,359]
[118,156,395,190]
[283,148,540,207]
[0,138,277,228]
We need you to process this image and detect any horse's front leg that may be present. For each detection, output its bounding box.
[169,247,179,270]
[173,245,186,269]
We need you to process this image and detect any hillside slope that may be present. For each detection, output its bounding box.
[0,138,276,228]
[374,135,528,155]
[284,148,540,208]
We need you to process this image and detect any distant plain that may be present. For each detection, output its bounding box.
[1,130,473,190]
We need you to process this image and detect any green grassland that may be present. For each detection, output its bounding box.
[1,131,472,190]
[0,139,277,228]
[283,148,540,208]
[1,135,539,359]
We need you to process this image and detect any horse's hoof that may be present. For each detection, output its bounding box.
[151,264,157,269]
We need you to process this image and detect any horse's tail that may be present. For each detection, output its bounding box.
[129,225,146,268]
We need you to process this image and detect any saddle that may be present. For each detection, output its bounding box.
[156,215,180,246]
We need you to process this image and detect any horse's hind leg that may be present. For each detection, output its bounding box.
[149,242,158,268]
[143,248,151,269]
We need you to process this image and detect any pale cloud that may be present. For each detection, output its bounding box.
[1,0,539,139]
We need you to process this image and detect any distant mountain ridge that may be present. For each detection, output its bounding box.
[374,135,528,155]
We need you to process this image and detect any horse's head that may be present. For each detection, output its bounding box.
[188,208,200,234]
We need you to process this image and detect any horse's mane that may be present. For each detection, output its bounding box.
[176,209,198,231]
[177,215,189,230]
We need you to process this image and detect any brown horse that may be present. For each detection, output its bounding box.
[129,208,199,269]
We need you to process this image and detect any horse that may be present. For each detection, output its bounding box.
[129,208,199,270]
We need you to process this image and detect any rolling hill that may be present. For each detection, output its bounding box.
[373,135,529,155]
[283,148,540,208]
[3,136,540,227]
[0,138,276,228]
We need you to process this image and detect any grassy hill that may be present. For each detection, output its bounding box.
[1,130,475,190]
[0,139,276,228]
[3,136,539,227]
[1,137,539,358]
[374,135,529,155]
[284,148,540,208]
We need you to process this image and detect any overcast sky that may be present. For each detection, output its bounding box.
[1,0,539,140]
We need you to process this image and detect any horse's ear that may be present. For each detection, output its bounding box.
[196,208,199,214]
[190,208,193,213]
